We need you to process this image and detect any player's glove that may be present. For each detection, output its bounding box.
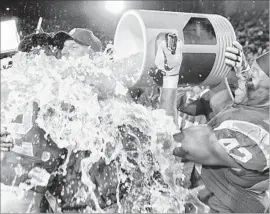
[225,41,250,79]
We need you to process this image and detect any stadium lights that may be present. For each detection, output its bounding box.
[105,1,124,14]
[0,19,20,54]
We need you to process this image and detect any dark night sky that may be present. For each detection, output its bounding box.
[0,1,204,34]
[0,0,268,36]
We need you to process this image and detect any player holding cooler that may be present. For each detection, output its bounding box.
[172,47,269,212]
[155,30,269,213]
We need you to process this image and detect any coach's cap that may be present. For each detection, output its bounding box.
[54,28,102,52]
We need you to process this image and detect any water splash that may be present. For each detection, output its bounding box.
[1,51,198,213]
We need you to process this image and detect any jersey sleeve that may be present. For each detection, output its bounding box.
[213,120,269,172]
[179,98,208,117]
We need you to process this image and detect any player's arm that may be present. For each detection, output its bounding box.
[173,119,269,171]
[173,125,241,168]
[160,81,179,125]
[0,127,14,152]
[158,39,183,126]
[0,125,57,190]
[0,128,22,186]
[1,150,51,190]
[178,98,207,116]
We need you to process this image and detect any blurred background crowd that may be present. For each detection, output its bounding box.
[1,0,269,61]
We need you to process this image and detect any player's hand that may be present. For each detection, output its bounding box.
[172,125,231,166]
[235,57,270,106]
[164,39,183,73]
[156,39,183,76]
[225,41,250,76]
[161,39,183,89]
[172,125,240,168]
[172,125,213,162]
[0,126,14,152]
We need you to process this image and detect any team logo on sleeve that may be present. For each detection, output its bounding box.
[41,151,51,162]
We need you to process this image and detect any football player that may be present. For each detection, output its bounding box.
[172,46,269,212]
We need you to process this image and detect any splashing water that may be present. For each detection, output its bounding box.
[1,51,203,213]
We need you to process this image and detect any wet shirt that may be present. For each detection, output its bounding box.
[200,105,269,212]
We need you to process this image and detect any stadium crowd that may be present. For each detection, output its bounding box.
[14,4,269,61]
[229,8,269,62]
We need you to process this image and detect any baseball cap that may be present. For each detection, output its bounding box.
[54,28,102,52]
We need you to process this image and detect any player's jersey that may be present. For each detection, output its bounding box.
[177,89,210,129]
[200,105,269,212]
[1,102,67,187]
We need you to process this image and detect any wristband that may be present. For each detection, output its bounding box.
[241,64,251,73]
[236,64,251,80]
[163,75,179,88]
